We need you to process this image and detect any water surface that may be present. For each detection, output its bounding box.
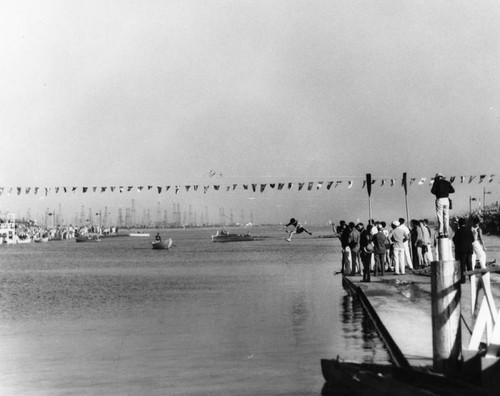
[0,226,390,395]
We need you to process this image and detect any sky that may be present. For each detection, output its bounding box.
[1,0,499,226]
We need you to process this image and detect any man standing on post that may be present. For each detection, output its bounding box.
[431,172,455,239]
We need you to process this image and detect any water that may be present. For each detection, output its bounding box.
[0,226,390,395]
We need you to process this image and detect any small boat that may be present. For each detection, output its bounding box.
[152,238,173,250]
[211,230,254,242]
[75,234,100,242]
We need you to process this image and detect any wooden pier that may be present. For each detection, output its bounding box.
[336,265,500,393]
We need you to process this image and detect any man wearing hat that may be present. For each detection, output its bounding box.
[431,172,455,238]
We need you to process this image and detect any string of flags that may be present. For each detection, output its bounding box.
[0,173,496,197]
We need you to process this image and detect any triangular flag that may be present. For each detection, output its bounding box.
[418,178,426,185]
[194,185,199,191]
[137,186,144,192]
[175,185,180,194]
[278,183,285,190]
[127,186,133,192]
[101,187,107,192]
[479,175,486,183]
[269,183,275,189]
[449,177,455,184]
[148,186,153,190]
[260,184,266,193]
[347,181,353,189]
[298,183,304,191]
[243,184,248,190]
[226,185,231,192]
[93,186,97,192]
[54,187,59,193]
[185,185,191,192]
[381,179,386,187]
[288,183,294,189]
[110,186,115,192]
[307,182,314,191]
[317,181,323,190]
[26,187,31,194]
[17,187,21,195]
[489,175,495,183]
[34,187,39,195]
[204,185,209,194]
[326,181,333,190]
[83,187,88,193]
[335,181,343,188]
[165,186,170,192]
[252,184,257,192]
[213,185,220,191]
[460,176,465,183]
[157,186,162,194]
[119,186,124,193]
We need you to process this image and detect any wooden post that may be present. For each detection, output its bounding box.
[431,238,462,374]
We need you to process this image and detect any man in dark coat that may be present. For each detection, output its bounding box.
[453,218,474,283]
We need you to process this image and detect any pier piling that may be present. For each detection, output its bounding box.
[431,238,462,374]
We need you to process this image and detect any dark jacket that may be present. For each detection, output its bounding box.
[453,227,474,254]
[373,231,388,254]
[431,178,455,199]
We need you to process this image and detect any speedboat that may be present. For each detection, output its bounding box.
[211,230,254,242]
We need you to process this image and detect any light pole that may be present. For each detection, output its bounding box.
[469,196,478,215]
[483,187,491,209]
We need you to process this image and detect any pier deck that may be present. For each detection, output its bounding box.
[342,268,500,368]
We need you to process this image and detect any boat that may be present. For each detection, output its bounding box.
[211,231,254,242]
[321,358,485,396]
[152,238,173,250]
[33,235,49,243]
[75,234,100,242]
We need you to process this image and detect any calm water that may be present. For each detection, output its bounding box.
[0,226,390,395]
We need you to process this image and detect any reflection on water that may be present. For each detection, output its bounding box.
[341,294,391,364]
[0,227,392,395]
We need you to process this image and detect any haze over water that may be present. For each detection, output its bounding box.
[0,226,389,395]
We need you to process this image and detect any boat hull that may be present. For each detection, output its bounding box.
[152,238,173,250]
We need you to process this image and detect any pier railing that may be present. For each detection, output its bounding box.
[465,267,500,356]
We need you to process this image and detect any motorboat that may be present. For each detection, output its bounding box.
[211,229,254,242]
